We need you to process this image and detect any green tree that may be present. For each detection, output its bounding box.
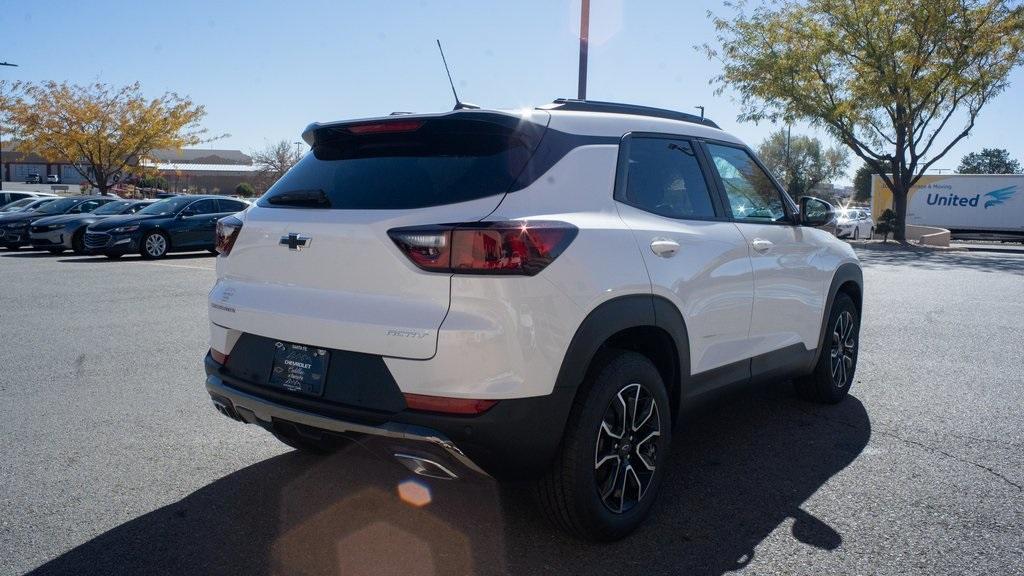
[4,81,219,194]
[704,0,1024,242]
[138,175,169,190]
[853,163,874,203]
[757,129,848,198]
[235,182,255,197]
[957,148,1023,174]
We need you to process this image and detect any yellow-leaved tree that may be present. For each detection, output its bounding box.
[4,81,215,194]
[704,0,1024,242]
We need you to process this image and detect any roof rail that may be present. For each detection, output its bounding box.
[540,98,720,129]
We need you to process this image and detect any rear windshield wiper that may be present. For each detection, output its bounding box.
[266,189,332,208]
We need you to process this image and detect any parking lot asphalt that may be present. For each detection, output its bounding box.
[1,245,1022,576]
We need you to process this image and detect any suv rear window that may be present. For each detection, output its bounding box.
[258,115,545,210]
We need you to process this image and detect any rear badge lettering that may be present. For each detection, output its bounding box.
[386,329,430,339]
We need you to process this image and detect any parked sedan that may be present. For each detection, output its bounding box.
[29,199,154,254]
[0,190,58,208]
[85,195,250,259]
[835,208,874,240]
[0,197,58,214]
[0,196,119,250]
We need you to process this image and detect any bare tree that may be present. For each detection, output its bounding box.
[251,140,301,192]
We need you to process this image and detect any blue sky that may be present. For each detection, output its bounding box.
[3,0,1023,184]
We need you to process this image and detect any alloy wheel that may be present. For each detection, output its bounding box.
[145,234,167,257]
[830,310,856,388]
[594,382,662,514]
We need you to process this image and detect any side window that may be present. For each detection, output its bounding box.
[620,137,716,220]
[78,200,102,213]
[186,199,218,215]
[705,143,788,223]
[217,199,248,213]
[127,204,146,214]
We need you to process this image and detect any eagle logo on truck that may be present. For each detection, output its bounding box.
[983,186,1017,209]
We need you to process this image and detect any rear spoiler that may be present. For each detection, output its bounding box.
[300,109,549,147]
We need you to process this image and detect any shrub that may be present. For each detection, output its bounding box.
[875,209,898,242]
[235,182,255,197]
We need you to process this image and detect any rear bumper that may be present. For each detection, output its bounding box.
[204,352,576,480]
[206,374,490,478]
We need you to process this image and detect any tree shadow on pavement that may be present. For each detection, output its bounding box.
[855,243,1024,275]
[27,382,870,576]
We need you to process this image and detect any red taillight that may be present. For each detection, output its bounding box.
[403,393,498,415]
[388,221,577,276]
[215,215,243,256]
[210,348,229,365]
[346,120,424,135]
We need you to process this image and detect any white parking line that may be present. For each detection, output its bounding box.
[145,261,215,271]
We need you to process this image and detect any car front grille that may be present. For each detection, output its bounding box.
[84,232,111,249]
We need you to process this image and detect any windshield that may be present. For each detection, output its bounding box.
[138,197,191,216]
[1,198,34,211]
[93,201,134,215]
[36,198,80,214]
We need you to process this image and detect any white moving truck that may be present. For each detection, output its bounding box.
[871,174,1024,242]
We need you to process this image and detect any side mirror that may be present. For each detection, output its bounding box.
[799,196,835,227]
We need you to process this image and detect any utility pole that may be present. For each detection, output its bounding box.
[785,124,792,187]
[577,0,590,100]
[0,61,18,191]
[293,141,303,161]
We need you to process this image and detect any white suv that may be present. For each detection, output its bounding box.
[205,99,862,540]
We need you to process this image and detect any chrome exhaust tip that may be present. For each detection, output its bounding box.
[394,453,459,480]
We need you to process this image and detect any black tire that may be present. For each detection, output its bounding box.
[71,230,86,255]
[47,247,65,255]
[207,248,218,255]
[795,292,859,404]
[5,244,20,251]
[853,227,860,240]
[104,253,122,260]
[535,350,672,541]
[140,231,170,259]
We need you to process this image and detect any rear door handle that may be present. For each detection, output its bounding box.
[751,238,774,253]
[650,238,681,258]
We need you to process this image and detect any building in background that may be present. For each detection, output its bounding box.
[139,149,259,193]
[2,143,258,193]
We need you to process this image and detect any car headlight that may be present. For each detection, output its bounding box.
[46,224,64,230]
[111,225,140,234]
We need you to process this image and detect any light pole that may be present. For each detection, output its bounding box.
[293,141,303,161]
[577,0,590,100]
[0,61,18,191]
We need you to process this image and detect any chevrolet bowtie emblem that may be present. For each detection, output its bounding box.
[280,233,312,251]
